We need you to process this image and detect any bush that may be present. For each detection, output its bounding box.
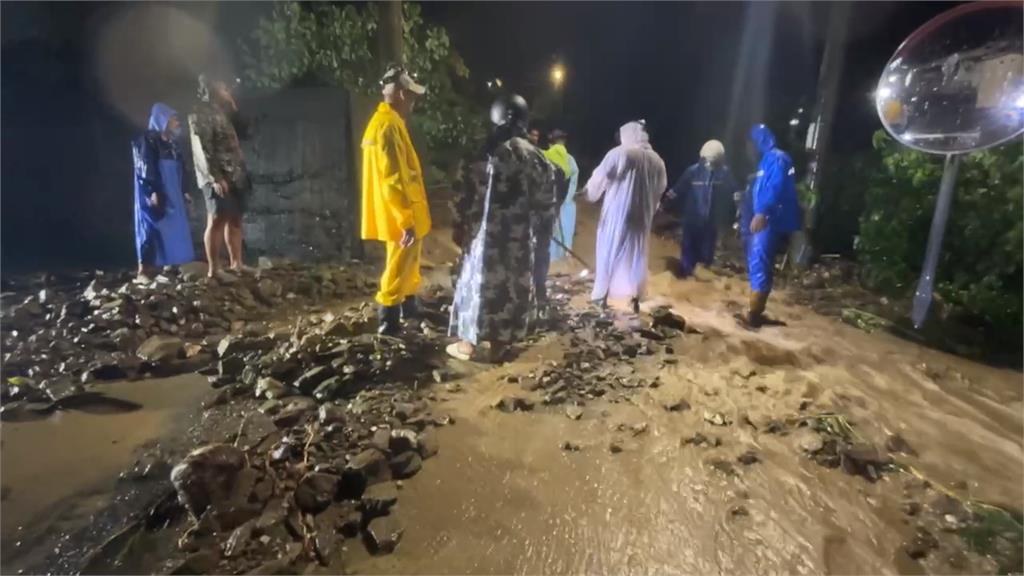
[242,2,485,176]
[856,130,1023,337]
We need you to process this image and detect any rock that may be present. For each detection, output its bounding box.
[729,505,750,519]
[313,376,354,402]
[39,378,85,403]
[318,404,346,426]
[703,411,731,427]
[389,452,422,479]
[256,377,289,400]
[663,398,691,412]
[179,261,208,281]
[273,398,317,428]
[902,501,922,517]
[561,441,581,452]
[608,441,623,454]
[295,473,340,514]
[210,502,261,531]
[224,519,254,557]
[737,450,760,465]
[416,428,439,460]
[258,256,275,269]
[840,442,893,482]
[228,467,259,504]
[392,402,417,421]
[339,509,362,538]
[565,405,584,420]
[82,363,128,382]
[492,396,534,413]
[137,335,184,362]
[651,308,686,331]
[360,482,399,516]
[347,448,391,485]
[885,433,918,457]
[708,458,736,476]
[219,357,246,379]
[389,429,418,455]
[257,279,283,303]
[793,428,824,453]
[170,444,246,518]
[216,335,258,358]
[370,428,392,452]
[293,366,335,395]
[902,527,939,560]
[365,514,404,554]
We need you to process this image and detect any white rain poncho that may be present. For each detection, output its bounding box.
[584,121,667,301]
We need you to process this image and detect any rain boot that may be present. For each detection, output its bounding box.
[400,296,418,321]
[747,291,768,328]
[377,305,401,336]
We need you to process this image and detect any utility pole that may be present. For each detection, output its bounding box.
[378,1,404,66]
[793,1,850,267]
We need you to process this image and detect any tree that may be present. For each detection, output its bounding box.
[242,2,485,179]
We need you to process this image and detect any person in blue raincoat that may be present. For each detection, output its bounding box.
[664,139,736,278]
[133,103,195,280]
[740,124,802,328]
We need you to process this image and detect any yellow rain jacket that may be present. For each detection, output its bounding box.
[360,103,432,241]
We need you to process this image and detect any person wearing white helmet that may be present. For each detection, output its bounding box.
[663,139,737,278]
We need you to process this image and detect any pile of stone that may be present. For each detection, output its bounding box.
[509,306,687,411]
[0,261,373,413]
[166,298,451,573]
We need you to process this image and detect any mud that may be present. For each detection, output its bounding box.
[1,199,1021,574]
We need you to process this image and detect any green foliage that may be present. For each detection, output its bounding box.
[856,130,1023,335]
[242,2,485,166]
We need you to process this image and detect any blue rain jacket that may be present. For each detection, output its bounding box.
[749,124,802,234]
[745,125,802,293]
[133,103,195,266]
[671,160,736,228]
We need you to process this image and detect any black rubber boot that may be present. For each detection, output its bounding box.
[400,296,419,321]
[377,305,401,335]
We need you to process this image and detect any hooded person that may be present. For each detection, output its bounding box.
[583,120,667,313]
[447,94,558,362]
[741,124,803,328]
[544,129,580,262]
[133,102,195,280]
[664,139,737,278]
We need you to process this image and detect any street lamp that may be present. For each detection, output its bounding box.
[550,63,565,89]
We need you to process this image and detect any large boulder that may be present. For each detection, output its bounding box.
[170,444,246,518]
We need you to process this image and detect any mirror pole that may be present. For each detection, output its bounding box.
[911,153,961,329]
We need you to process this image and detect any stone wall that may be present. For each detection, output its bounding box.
[189,87,362,263]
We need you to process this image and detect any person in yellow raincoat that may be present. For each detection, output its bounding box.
[361,67,431,335]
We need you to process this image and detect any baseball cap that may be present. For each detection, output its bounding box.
[381,66,426,95]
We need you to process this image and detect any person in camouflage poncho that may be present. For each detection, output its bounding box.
[447,95,558,361]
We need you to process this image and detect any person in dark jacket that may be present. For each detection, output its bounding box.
[189,75,252,278]
[741,124,803,328]
[133,103,195,280]
[664,139,736,278]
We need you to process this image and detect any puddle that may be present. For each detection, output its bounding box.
[0,373,210,573]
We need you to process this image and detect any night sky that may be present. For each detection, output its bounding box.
[1,1,956,271]
[423,1,957,176]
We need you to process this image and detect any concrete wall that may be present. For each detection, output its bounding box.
[193,88,363,263]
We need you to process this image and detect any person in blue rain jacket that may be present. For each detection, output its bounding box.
[741,124,803,328]
[664,139,736,278]
[133,103,195,280]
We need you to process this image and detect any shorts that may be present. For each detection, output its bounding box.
[204,183,247,218]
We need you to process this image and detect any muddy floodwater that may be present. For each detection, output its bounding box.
[1,203,1021,575]
[1,374,210,573]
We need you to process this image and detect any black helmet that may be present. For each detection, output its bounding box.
[489,94,529,127]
